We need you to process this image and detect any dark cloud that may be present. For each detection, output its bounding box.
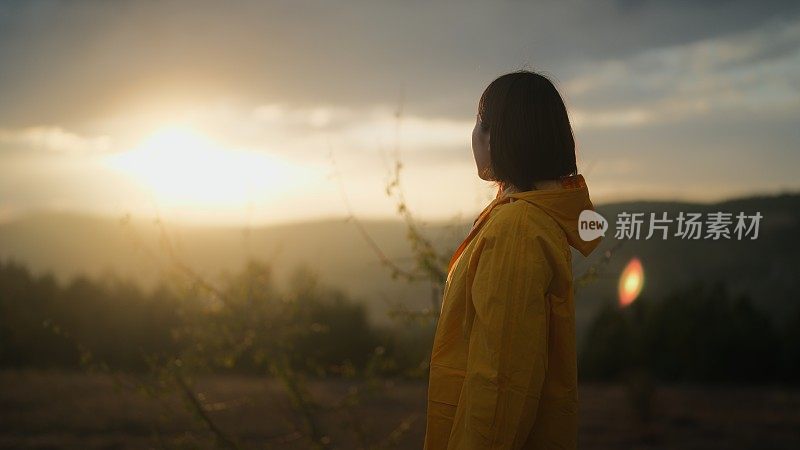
[0,0,799,127]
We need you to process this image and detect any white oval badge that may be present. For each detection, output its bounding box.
[579,209,608,241]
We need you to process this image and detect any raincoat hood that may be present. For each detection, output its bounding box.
[506,174,601,257]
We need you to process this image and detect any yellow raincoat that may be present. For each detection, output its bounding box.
[424,174,601,449]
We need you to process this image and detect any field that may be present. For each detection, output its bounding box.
[1,370,799,449]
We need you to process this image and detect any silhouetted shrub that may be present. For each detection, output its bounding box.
[0,260,401,375]
[580,281,786,383]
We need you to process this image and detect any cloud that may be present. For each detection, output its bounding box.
[184,103,472,162]
[565,18,800,129]
[0,126,112,154]
[0,0,798,125]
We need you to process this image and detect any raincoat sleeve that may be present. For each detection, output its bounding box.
[448,219,554,449]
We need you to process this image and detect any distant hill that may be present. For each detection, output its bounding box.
[1,193,798,336]
[0,211,468,325]
[581,193,800,332]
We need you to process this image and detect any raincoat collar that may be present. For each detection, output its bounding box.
[447,174,601,274]
[506,174,601,258]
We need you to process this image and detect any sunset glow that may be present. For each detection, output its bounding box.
[104,125,309,208]
[618,257,644,307]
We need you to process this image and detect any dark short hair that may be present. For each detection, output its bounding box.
[478,70,577,191]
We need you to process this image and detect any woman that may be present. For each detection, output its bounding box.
[423,70,602,449]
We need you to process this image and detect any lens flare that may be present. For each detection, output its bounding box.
[618,257,644,307]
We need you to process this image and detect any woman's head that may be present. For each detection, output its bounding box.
[471,70,577,191]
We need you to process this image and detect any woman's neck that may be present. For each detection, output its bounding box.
[499,179,563,197]
[502,183,520,196]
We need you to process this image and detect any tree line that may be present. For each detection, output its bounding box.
[0,259,432,376]
[580,281,800,384]
[2,259,799,383]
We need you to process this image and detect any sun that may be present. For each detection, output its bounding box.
[105,125,305,208]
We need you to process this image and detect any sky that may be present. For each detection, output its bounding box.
[1,0,799,225]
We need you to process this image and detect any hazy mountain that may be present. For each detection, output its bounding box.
[1,193,798,335]
[0,211,468,324]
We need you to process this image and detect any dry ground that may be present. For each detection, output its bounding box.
[1,370,799,449]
